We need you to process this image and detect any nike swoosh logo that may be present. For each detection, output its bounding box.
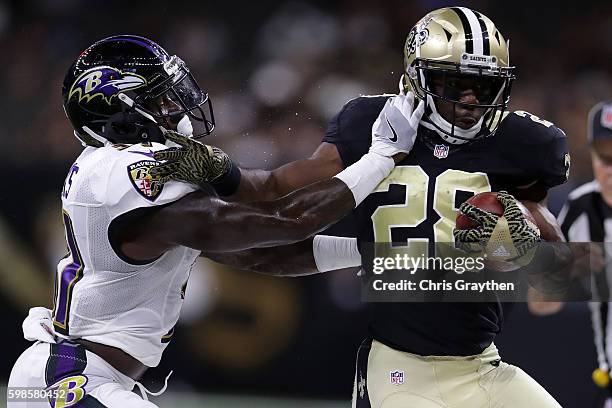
[385,116,398,142]
[130,150,155,158]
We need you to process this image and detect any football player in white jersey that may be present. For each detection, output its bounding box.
[6,35,425,408]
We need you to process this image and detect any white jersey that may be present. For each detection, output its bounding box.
[52,142,199,367]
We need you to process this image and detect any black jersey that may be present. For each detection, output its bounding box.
[323,95,569,356]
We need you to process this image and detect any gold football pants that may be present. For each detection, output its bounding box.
[352,338,561,408]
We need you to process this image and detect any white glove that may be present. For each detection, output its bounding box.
[370,91,425,157]
[22,307,57,343]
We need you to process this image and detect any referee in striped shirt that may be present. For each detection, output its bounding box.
[559,100,612,407]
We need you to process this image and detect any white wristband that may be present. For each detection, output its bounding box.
[333,152,394,207]
[313,235,362,272]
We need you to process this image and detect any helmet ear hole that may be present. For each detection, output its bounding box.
[106,112,137,137]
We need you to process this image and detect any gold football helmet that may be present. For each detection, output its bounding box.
[403,7,515,144]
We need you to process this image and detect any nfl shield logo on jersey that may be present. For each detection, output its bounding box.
[433,144,449,159]
[128,160,163,201]
[389,370,404,386]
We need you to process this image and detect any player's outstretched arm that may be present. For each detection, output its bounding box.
[153,92,424,201]
[228,142,345,201]
[205,239,321,277]
[148,177,357,252]
[204,235,361,277]
[145,119,413,253]
[121,93,424,258]
[151,131,344,201]
[231,94,424,201]
[124,150,395,257]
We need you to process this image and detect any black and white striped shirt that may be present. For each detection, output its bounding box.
[559,180,612,372]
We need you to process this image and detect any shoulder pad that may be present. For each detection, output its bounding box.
[104,143,198,218]
[497,110,569,189]
[498,110,566,145]
[340,95,392,125]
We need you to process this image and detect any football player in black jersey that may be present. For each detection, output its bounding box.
[156,7,570,408]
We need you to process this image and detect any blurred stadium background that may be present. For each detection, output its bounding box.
[0,0,611,406]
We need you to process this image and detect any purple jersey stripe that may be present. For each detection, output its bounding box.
[53,211,85,335]
[54,343,77,380]
[45,342,88,406]
[45,343,87,385]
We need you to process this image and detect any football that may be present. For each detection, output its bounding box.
[455,192,537,230]
[456,192,504,229]
[455,192,539,271]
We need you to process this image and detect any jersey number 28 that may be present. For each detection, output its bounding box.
[371,166,491,257]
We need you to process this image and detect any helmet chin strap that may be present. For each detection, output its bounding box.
[425,93,483,145]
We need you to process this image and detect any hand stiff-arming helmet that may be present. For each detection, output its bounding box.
[62,35,214,147]
[402,7,515,145]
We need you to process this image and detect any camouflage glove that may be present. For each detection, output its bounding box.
[151,130,232,186]
[496,192,541,255]
[454,191,540,256]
